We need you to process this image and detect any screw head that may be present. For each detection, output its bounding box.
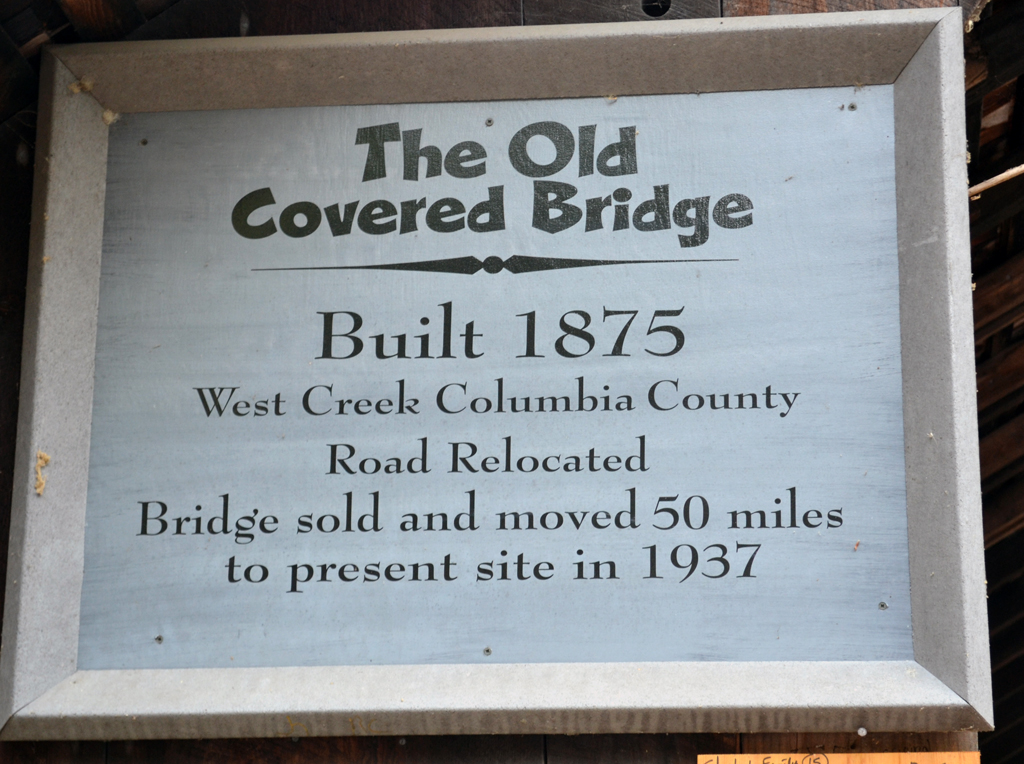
[878,601,889,610]
[483,646,493,656]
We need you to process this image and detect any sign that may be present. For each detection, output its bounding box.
[698,755,980,764]
[0,8,991,738]
[80,86,910,669]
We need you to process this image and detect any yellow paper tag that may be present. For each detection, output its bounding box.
[697,754,980,764]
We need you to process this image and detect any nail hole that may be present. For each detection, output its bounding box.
[140,138,148,146]
[154,635,163,643]
[641,0,671,16]
[848,103,857,111]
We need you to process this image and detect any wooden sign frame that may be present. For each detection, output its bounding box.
[0,7,992,739]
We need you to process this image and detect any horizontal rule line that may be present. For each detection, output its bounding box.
[252,254,740,276]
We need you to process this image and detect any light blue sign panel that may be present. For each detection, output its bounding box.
[79,86,911,669]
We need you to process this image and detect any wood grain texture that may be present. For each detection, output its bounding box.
[980,412,1024,481]
[986,528,1024,591]
[971,9,1024,759]
[974,249,1024,341]
[723,0,952,17]
[963,0,990,22]
[523,0,719,25]
[972,172,1024,237]
[986,687,1024,761]
[970,145,1024,189]
[547,734,738,764]
[980,718,1024,764]
[966,0,1024,107]
[129,0,522,42]
[977,386,1024,438]
[984,475,1024,545]
[990,603,1024,671]
[993,649,1024,704]
[988,546,1024,635]
[0,1,75,60]
[107,735,544,764]
[56,0,145,40]
[977,339,1024,412]
[740,732,978,754]
[244,0,521,35]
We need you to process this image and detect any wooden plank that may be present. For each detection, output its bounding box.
[964,36,988,92]
[723,0,952,17]
[127,0,248,40]
[966,0,1024,107]
[987,556,1024,636]
[0,25,36,124]
[980,724,1024,764]
[244,0,521,34]
[993,649,1024,704]
[991,609,1024,671]
[984,475,1024,546]
[966,165,1024,235]
[963,0,988,24]
[976,338,1024,412]
[705,756,978,764]
[1,2,74,61]
[524,0,719,25]
[0,740,105,762]
[974,249,1024,342]
[985,527,1024,591]
[986,687,1024,754]
[740,733,978,755]
[108,735,544,763]
[130,0,522,40]
[978,80,1016,149]
[977,386,1024,438]
[547,734,738,763]
[980,412,1024,481]
[56,0,145,40]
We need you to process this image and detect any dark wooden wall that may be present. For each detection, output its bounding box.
[1,0,1021,760]
[966,0,1024,762]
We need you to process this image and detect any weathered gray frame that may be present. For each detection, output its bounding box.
[0,7,991,739]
